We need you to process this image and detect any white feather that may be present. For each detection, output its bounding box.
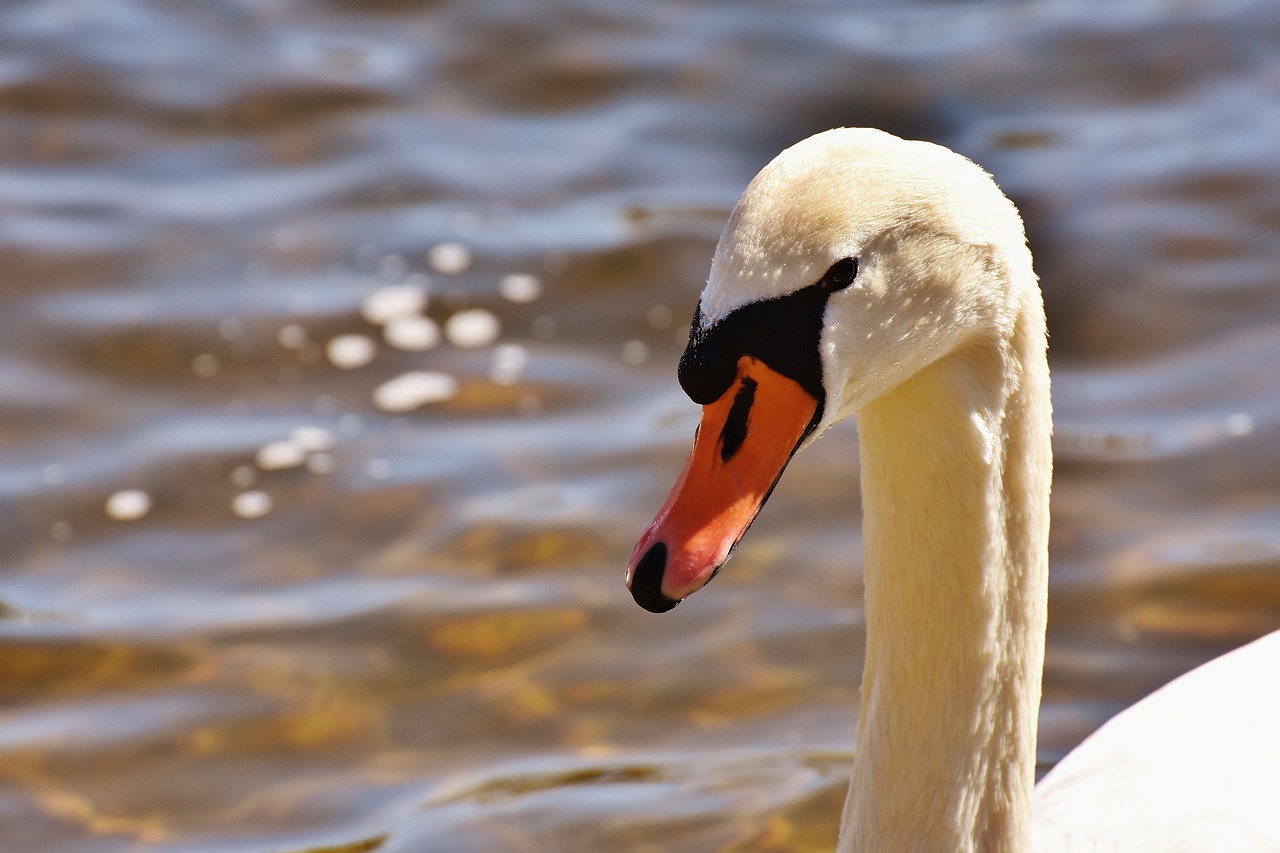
[700,128,1280,852]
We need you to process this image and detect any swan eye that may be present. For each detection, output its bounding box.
[823,257,858,291]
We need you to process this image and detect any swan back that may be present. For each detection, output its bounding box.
[1034,631,1280,851]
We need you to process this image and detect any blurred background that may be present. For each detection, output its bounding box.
[2,0,1279,850]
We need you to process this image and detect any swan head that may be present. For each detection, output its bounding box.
[627,127,1034,613]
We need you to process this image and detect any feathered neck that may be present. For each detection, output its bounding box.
[839,284,1052,852]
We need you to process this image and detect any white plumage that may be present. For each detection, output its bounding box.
[637,128,1280,851]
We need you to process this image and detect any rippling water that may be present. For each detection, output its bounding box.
[3,1,1280,850]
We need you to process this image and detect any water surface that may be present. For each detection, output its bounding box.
[3,1,1280,850]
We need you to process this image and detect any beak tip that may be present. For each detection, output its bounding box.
[627,541,681,613]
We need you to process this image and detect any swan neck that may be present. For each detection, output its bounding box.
[840,293,1052,852]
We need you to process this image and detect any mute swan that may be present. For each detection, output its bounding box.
[625,128,1280,851]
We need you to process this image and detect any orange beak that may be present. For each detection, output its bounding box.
[627,355,819,612]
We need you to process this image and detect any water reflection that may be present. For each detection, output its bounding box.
[2,0,1279,851]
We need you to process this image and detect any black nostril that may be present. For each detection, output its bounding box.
[629,542,680,613]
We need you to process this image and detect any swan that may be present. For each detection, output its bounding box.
[624,128,1280,851]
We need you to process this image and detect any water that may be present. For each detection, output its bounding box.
[3,1,1280,850]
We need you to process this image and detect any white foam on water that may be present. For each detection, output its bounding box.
[372,371,459,412]
[232,491,273,519]
[384,315,441,351]
[445,309,500,348]
[106,489,152,521]
[428,242,471,275]
[361,283,428,325]
[326,334,377,368]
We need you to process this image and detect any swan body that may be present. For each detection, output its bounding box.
[625,128,1280,851]
[1034,629,1280,851]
